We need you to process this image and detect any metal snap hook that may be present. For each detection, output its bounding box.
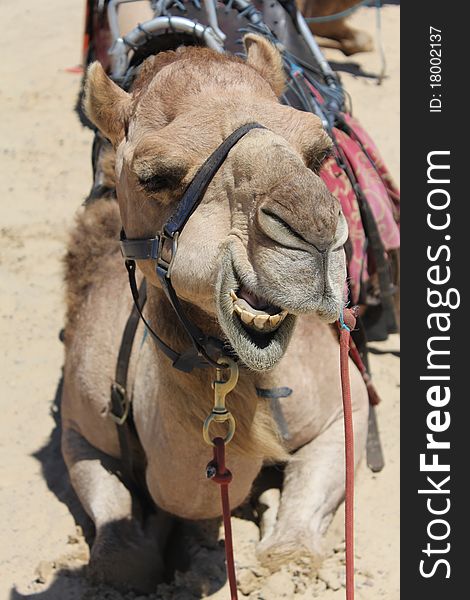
[203,357,239,446]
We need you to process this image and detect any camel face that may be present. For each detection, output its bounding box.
[84,37,348,370]
[212,131,348,371]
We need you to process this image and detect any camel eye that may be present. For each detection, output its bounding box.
[309,147,333,174]
[136,159,188,195]
[138,174,170,193]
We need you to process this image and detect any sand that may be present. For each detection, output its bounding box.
[0,2,399,598]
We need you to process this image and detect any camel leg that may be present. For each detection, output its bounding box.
[62,427,169,592]
[311,19,374,56]
[256,404,368,570]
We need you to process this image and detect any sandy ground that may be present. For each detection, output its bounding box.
[0,2,399,599]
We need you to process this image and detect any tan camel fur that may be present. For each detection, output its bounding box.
[62,35,368,592]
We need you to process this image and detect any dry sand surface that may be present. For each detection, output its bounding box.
[0,1,399,599]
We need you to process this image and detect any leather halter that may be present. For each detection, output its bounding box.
[120,122,266,372]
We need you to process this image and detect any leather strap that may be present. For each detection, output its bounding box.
[156,265,224,368]
[124,260,215,372]
[110,279,148,425]
[120,236,160,260]
[110,281,154,511]
[255,386,293,399]
[256,387,292,441]
[164,123,266,238]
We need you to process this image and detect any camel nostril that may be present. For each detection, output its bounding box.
[258,208,335,253]
[259,209,307,245]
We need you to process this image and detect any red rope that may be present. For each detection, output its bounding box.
[207,437,238,600]
[339,308,357,600]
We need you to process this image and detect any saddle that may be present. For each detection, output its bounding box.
[79,0,399,474]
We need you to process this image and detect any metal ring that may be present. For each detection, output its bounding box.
[203,412,236,446]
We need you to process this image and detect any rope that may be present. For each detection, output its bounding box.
[338,307,357,600]
[305,0,372,24]
[205,311,358,600]
[206,438,238,600]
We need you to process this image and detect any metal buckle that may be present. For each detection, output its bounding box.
[109,382,130,426]
[156,231,179,279]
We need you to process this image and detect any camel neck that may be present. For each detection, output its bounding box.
[136,282,287,474]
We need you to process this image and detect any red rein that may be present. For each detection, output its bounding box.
[339,308,357,600]
[208,308,357,600]
[206,438,239,600]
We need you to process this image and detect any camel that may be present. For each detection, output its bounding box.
[299,0,374,55]
[62,34,369,592]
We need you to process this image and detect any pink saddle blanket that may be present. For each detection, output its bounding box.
[320,114,400,305]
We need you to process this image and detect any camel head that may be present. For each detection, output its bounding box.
[83,35,348,371]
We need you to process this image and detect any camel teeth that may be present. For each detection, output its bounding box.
[232,299,288,332]
[241,310,254,325]
[253,314,269,330]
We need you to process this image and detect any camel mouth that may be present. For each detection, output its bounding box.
[230,288,288,334]
[215,252,297,371]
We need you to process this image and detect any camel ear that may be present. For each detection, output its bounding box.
[83,62,132,145]
[244,34,285,97]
